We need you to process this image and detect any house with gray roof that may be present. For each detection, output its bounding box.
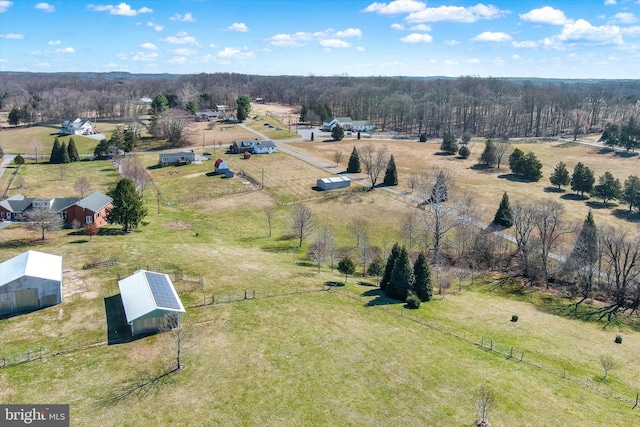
[60,117,93,135]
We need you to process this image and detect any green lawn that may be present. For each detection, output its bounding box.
[3,125,640,426]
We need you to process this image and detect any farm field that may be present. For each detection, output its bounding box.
[3,112,640,425]
[281,137,640,231]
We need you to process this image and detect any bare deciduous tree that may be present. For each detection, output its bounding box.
[401,210,419,252]
[475,385,495,427]
[156,108,195,148]
[121,154,152,195]
[30,140,43,163]
[349,217,369,248]
[600,355,615,380]
[24,207,63,240]
[308,225,335,273]
[512,201,538,280]
[289,204,315,247]
[75,176,90,198]
[332,149,343,168]
[359,144,389,189]
[533,200,572,287]
[495,137,511,169]
[160,313,191,372]
[263,206,275,237]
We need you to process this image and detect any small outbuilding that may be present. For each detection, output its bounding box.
[118,270,186,336]
[0,250,63,316]
[317,176,351,191]
[214,159,234,178]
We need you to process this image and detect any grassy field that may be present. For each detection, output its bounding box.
[4,115,640,425]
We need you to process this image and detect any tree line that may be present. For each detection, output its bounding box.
[3,72,640,139]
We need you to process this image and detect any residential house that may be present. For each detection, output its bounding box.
[253,140,277,154]
[0,191,112,227]
[195,110,222,122]
[322,117,353,132]
[351,120,374,132]
[231,140,257,154]
[60,118,93,135]
[137,97,153,105]
[0,250,63,316]
[158,151,197,167]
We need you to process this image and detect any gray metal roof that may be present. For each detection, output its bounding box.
[0,250,62,287]
[118,270,185,323]
[76,192,112,212]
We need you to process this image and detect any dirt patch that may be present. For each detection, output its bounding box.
[63,268,87,297]
[164,221,192,229]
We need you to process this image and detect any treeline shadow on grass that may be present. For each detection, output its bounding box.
[612,208,640,223]
[361,288,403,306]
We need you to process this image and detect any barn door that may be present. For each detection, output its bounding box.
[14,289,39,312]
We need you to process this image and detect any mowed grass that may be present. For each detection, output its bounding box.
[282,138,640,230]
[2,292,639,426]
[4,123,640,425]
[0,125,106,155]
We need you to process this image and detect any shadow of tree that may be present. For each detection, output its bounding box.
[560,193,589,201]
[543,186,565,193]
[612,209,640,223]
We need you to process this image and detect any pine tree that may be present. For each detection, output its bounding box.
[332,125,345,141]
[50,137,61,164]
[480,138,497,167]
[387,246,414,301]
[493,192,513,228]
[383,155,398,186]
[571,162,595,197]
[413,252,433,302]
[592,171,622,204]
[67,137,80,162]
[549,161,570,189]
[440,132,458,155]
[380,243,401,291]
[59,142,70,163]
[347,146,361,173]
[106,178,148,233]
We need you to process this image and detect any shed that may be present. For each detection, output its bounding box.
[0,250,63,316]
[214,159,233,178]
[118,270,186,336]
[317,176,351,191]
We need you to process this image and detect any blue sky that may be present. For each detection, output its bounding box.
[1,0,640,78]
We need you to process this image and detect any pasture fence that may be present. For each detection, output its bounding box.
[329,286,640,410]
[189,285,326,308]
[1,163,21,200]
[0,348,43,368]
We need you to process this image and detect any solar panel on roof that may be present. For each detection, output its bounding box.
[144,271,182,310]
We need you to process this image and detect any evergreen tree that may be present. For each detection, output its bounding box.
[387,246,414,301]
[59,142,70,163]
[493,192,513,228]
[600,123,621,148]
[413,252,433,302]
[519,152,543,181]
[8,106,21,126]
[383,155,398,186]
[480,138,497,167]
[367,255,385,285]
[14,154,25,165]
[337,257,356,283]
[571,162,595,197]
[508,148,525,175]
[380,243,401,291]
[440,132,458,155]
[67,137,80,162]
[549,161,570,189]
[50,137,61,164]
[623,175,640,212]
[332,125,345,141]
[347,146,361,173]
[94,139,111,159]
[592,171,622,204]
[236,95,251,122]
[106,178,148,233]
[458,145,470,159]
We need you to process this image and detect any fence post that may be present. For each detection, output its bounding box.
[212,295,215,305]
[489,340,493,351]
[253,290,255,299]
[1,356,5,368]
[509,346,513,358]
[634,393,639,409]
[39,348,42,360]
[244,290,247,300]
[27,349,30,362]
[520,351,524,362]
[481,337,484,348]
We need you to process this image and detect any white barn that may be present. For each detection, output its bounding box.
[118,270,186,336]
[317,176,351,190]
[0,251,63,316]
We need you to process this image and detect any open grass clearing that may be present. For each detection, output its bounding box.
[282,138,640,231]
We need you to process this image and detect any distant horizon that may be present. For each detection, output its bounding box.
[2,1,640,79]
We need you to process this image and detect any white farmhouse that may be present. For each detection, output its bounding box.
[60,117,93,135]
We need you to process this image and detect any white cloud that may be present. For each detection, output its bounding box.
[140,42,157,50]
[391,23,404,30]
[209,43,217,48]
[557,19,623,45]
[227,22,249,32]
[444,39,460,46]
[217,47,254,59]
[168,56,186,64]
[163,32,199,46]
[612,12,637,24]
[35,2,54,12]
[520,7,571,25]
[605,0,616,4]
[335,28,362,38]
[319,39,350,48]
[409,24,432,31]
[406,4,506,23]
[400,33,433,43]
[170,12,195,22]
[493,57,505,65]
[132,51,157,61]
[173,48,196,56]
[269,28,362,47]
[0,33,23,39]
[356,46,366,51]
[48,40,61,45]
[443,59,458,65]
[622,26,640,36]
[512,40,538,48]
[0,1,12,13]
[88,3,153,16]
[56,47,75,53]
[363,0,426,15]
[472,32,512,42]
[147,21,163,31]
[466,58,480,63]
